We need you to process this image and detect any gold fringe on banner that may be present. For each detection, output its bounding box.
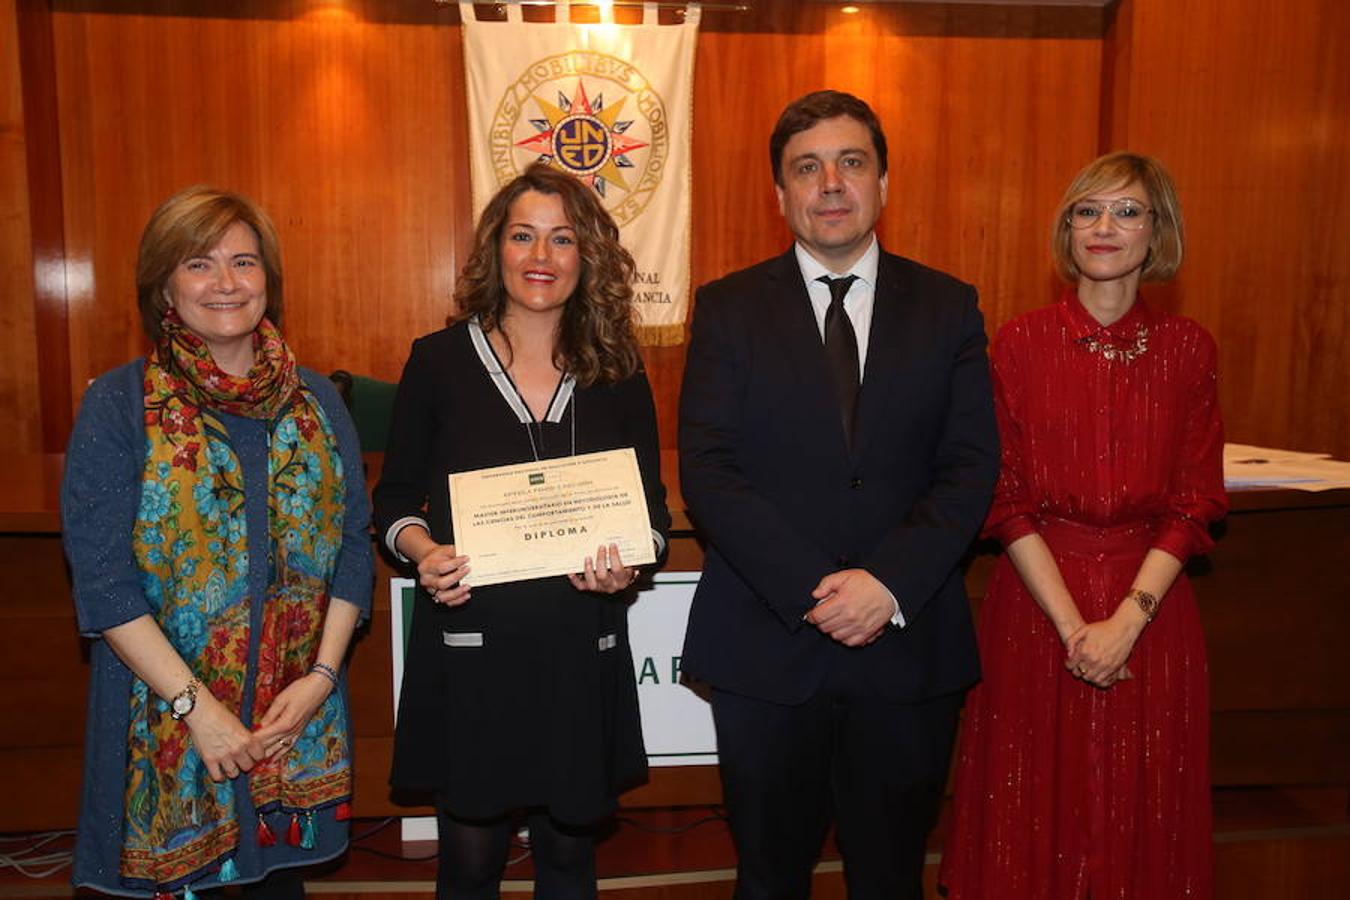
[637,323,687,347]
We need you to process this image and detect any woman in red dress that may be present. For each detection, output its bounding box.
[939,152,1226,899]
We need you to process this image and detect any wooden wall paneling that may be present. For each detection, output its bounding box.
[675,1,1109,449]
[54,5,471,413]
[1213,831,1350,900]
[1211,710,1350,787]
[42,1,1114,456]
[52,8,145,402]
[0,530,85,832]
[18,0,75,454]
[859,4,1104,328]
[1104,0,1350,460]
[1203,502,1350,713]
[688,26,819,290]
[260,5,471,385]
[0,0,46,456]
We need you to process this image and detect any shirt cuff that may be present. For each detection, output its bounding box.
[886,587,906,629]
[651,528,667,558]
[385,516,430,562]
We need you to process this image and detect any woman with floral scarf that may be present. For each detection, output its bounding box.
[62,186,372,899]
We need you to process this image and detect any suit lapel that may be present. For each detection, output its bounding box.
[762,249,853,456]
[853,252,909,461]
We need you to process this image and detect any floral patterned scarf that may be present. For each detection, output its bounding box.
[122,312,350,891]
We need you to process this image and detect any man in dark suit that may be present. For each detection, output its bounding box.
[678,90,999,899]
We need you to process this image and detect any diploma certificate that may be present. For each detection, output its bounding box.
[448,448,657,587]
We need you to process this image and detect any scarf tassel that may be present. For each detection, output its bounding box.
[257,817,277,847]
[286,813,302,847]
[300,811,317,850]
[218,858,238,882]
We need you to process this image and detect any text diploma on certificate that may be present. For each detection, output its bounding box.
[448,448,656,587]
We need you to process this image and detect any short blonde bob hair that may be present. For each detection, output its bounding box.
[136,185,284,342]
[1051,151,1184,283]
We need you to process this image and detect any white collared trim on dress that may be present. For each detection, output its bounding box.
[468,318,576,424]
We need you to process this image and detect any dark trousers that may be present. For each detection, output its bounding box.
[711,674,962,900]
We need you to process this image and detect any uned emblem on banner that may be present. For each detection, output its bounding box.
[489,51,669,227]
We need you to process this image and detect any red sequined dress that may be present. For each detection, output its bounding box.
[939,290,1227,899]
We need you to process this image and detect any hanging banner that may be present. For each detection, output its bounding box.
[460,0,700,346]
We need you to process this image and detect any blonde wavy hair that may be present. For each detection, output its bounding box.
[454,163,641,387]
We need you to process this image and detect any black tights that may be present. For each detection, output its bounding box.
[436,807,597,900]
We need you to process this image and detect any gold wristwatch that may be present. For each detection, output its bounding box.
[1126,588,1160,622]
[170,677,200,720]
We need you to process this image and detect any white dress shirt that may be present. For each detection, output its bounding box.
[795,236,881,378]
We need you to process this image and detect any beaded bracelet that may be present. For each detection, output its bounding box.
[310,662,339,688]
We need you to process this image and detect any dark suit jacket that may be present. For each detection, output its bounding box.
[678,246,999,706]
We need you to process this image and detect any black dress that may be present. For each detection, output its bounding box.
[373,320,670,824]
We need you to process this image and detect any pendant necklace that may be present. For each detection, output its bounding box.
[523,388,577,463]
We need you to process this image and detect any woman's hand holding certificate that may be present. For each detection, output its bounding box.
[418,544,472,607]
[567,543,641,594]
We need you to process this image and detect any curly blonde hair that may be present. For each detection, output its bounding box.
[454,163,641,387]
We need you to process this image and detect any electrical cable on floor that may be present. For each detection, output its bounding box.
[0,829,76,879]
[348,816,397,843]
[614,808,729,835]
[347,819,534,866]
[347,816,443,861]
[349,843,441,862]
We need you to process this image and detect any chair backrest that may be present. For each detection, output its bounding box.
[329,370,397,452]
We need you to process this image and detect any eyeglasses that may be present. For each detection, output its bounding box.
[1066,199,1154,231]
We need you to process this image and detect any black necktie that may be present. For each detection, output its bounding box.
[818,274,860,444]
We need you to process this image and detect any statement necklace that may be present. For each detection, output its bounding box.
[1077,326,1150,362]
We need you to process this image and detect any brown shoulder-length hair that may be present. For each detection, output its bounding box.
[453,163,640,387]
[136,185,284,342]
[1051,151,1185,283]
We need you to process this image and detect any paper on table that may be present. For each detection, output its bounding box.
[1223,443,1350,492]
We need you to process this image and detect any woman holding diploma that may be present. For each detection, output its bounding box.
[374,163,670,899]
[938,153,1226,898]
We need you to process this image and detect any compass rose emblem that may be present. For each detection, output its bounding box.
[516,80,649,197]
[488,51,669,227]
